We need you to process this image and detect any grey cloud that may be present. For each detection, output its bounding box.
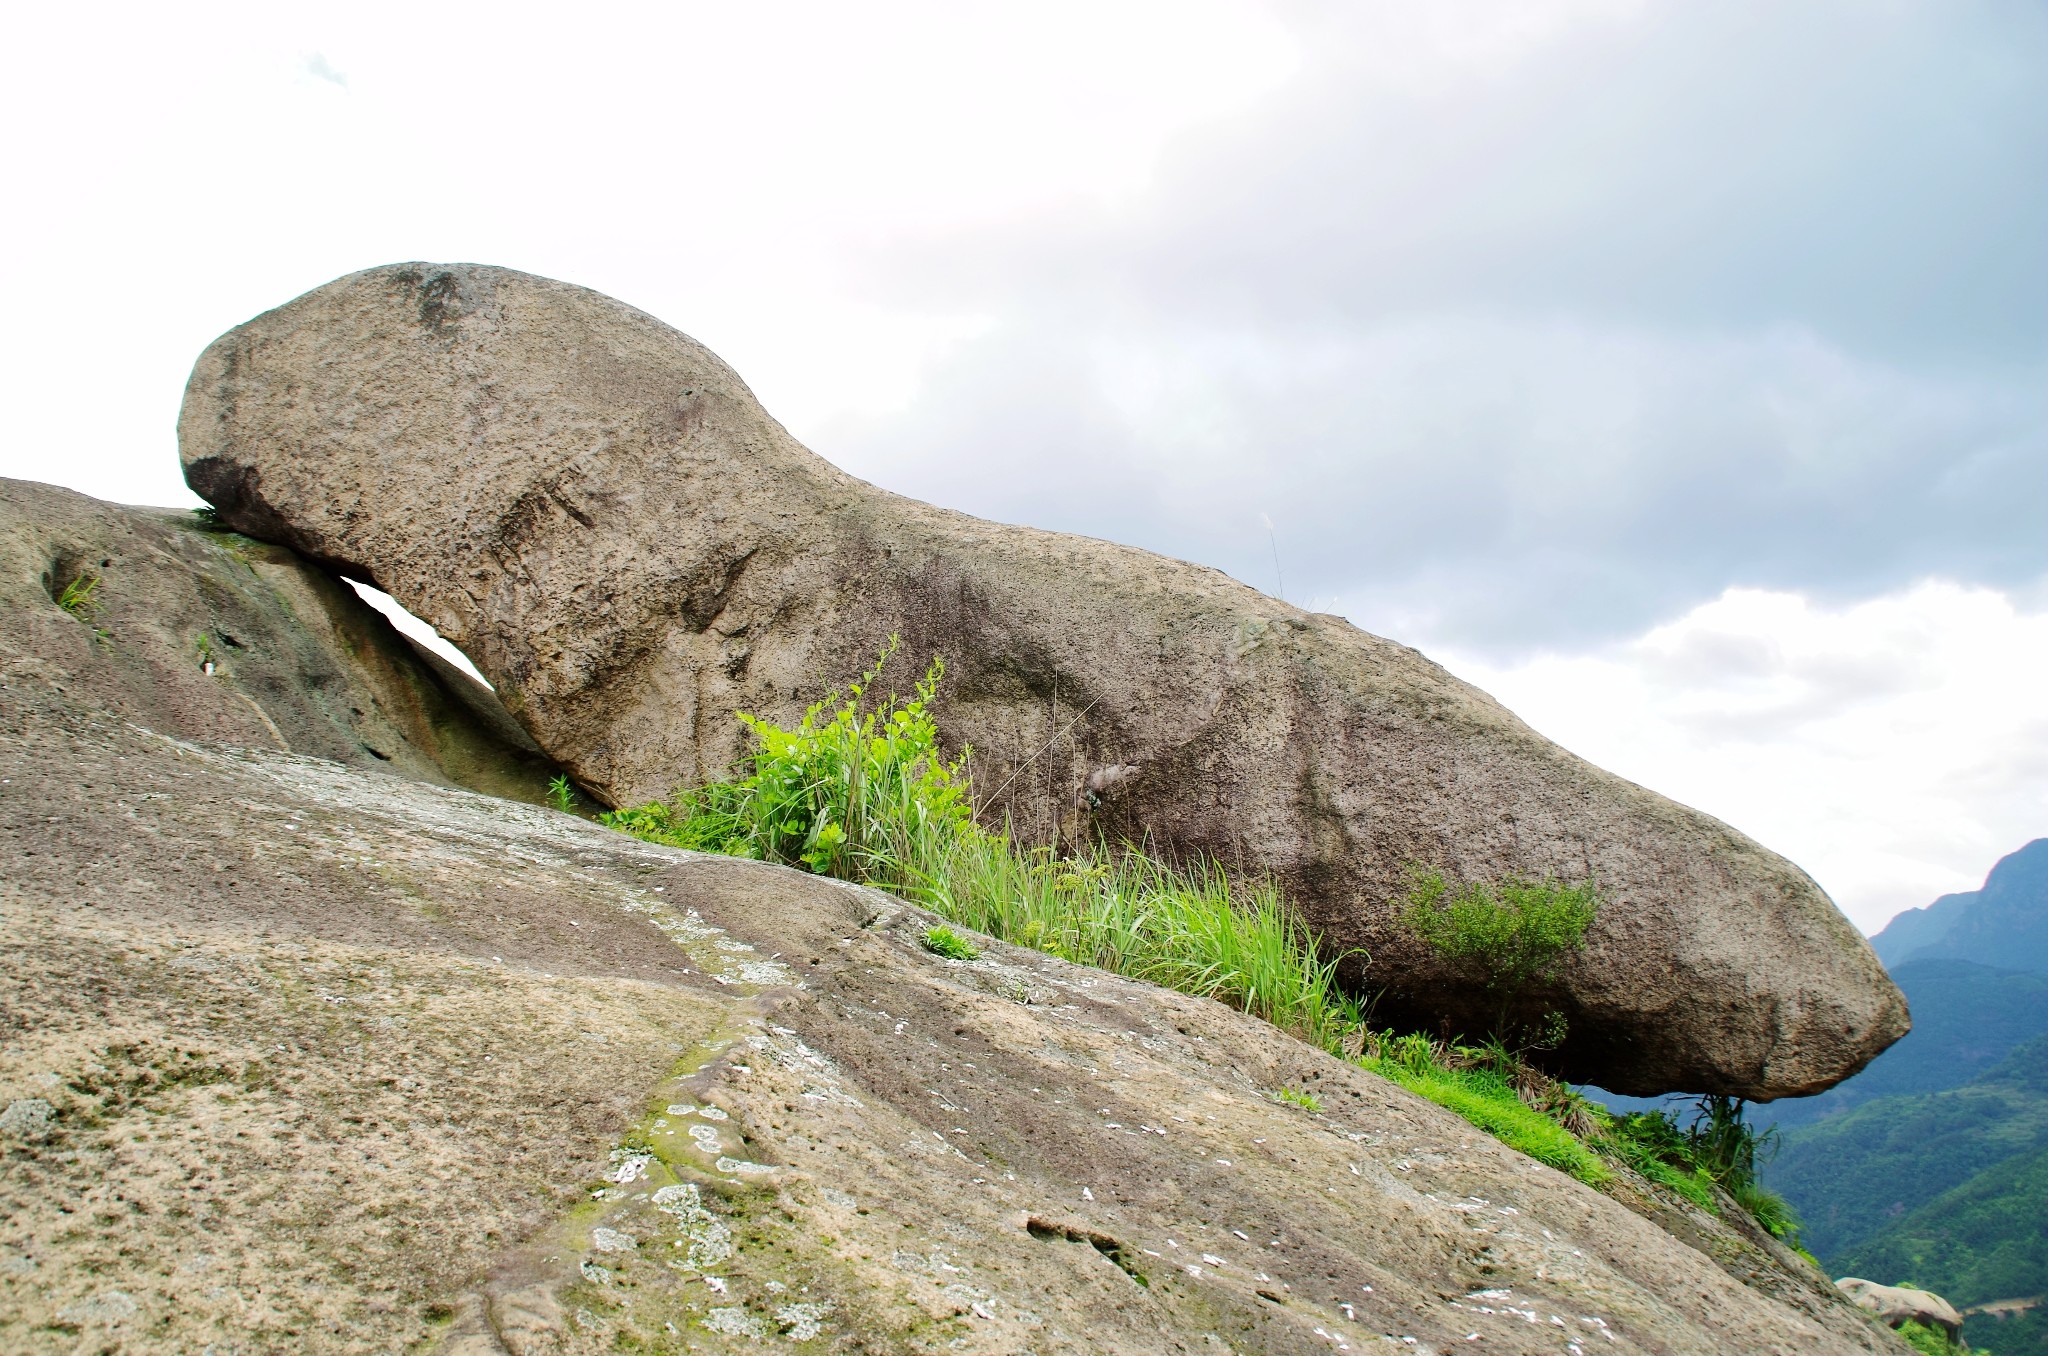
[825,0,2047,653]
[828,313,2046,651]
[984,2,2048,362]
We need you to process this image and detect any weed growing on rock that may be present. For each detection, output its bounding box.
[547,775,576,814]
[922,926,979,961]
[1272,1087,1321,1113]
[603,639,1360,1046]
[1348,1031,1612,1183]
[56,572,101,621]
[1600,1096,1804,1244]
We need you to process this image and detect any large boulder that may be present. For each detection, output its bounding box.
[1835,1279,1963,1338]
[176,263,1907,1099]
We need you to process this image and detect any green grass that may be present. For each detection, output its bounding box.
[56,573,101,620]
[1272,1087,1322,1113]
[1366,1055,1610,1183]
[922,925,979,961]
[600,641,1806,1220]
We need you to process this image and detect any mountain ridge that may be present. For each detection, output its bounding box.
[1873,838,2048,974]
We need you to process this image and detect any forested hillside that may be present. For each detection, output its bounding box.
[1767,838,2048,1353]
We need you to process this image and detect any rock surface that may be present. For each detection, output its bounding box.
[176,262,1907,1099]
[1835,1279,1963,1337]
[0,476,563,802]
[0,608,1908,1354]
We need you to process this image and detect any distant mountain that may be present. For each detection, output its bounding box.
[1872,837,2048,973]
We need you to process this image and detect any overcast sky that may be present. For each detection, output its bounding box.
[4,0,2041,931]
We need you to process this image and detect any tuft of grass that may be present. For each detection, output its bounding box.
[1272,1087,1322,1113]
[922,926,980,961]
[1359,1037,1611,1185]
[56,573,102,621]
[928,833,1365,1048]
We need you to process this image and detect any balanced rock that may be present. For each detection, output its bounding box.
[1834,1279,1963,1338]
[177,263,1907,1098]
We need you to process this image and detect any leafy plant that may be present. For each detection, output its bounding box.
[547,775,576,814]
[1273,1087,1322,1113]
[55,573,102,620]
[922,925,980,961]
[605,638,972,885]
[1400,867,1599,1035]
[1893,1319,1962,1355]
[192,505,229,530]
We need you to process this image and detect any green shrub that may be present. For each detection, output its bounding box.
[547,775,576,813]
[603,638,971,886]
[1893,1319,1959,1355]
[922,925,979,961]
[1400,867,1598,1035]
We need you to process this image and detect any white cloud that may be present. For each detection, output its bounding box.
[820,313,2045,650]
[1429,582,2048,933]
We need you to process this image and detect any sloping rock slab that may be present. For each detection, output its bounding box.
[1,682,1906,1352]
[0,476,561,801]
[175,263,1906,1099]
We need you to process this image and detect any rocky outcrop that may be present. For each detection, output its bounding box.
[0,476,562,802]
[175,263,1907,1099]
[0,624,1909,1354]
[1836,1279,1963,1337]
